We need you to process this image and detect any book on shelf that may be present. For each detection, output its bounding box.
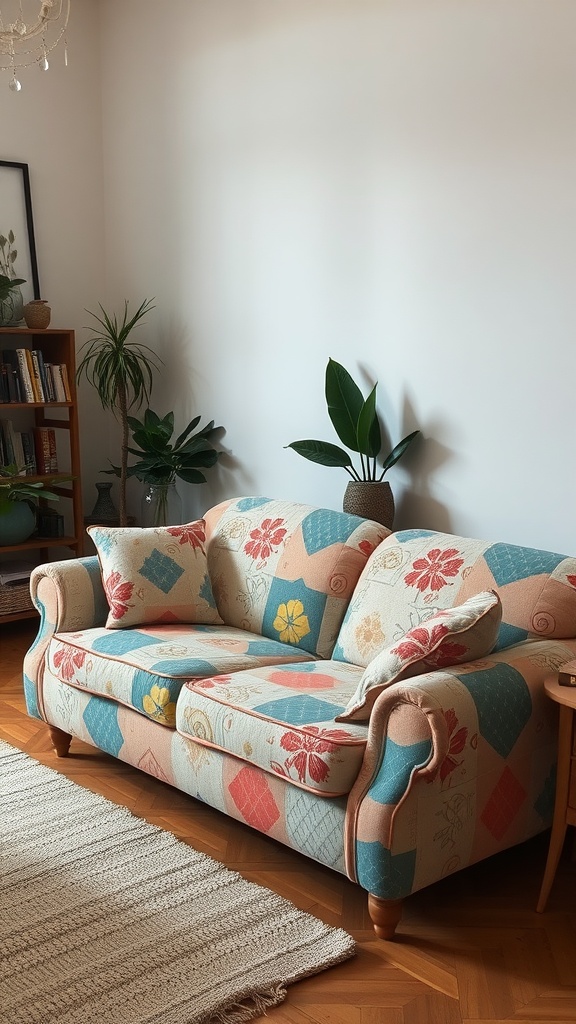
[0,350,23,402]
[15,349,35,403]
[0,559,37,586]
[48,363,67,403]
[29,350,46,402]
[32,350,51,402]
[59,363,72,402]
[0,418,26,472]
[33,426,58,475]
[19,431,36,474]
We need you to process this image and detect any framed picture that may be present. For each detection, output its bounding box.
[0,160,40,302]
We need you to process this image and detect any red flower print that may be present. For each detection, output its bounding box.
[167,521,205,549]
[104,570,134,620]
[404,547,464,593]
[391,623,450,660]
[244,517,287,565]
[277,727,350,785]
[437,708,468,783]
[567,574,576,589]
[423,640,468,668]
[52,645,86,681]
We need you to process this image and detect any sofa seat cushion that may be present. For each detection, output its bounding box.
[47,624,317,729]
[176,660,368,796]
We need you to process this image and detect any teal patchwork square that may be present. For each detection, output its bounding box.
[83,696,123,757]
[139,548,184,593]
[356,841,417,899]
[301,508,359,555]
[263,576,327,655]
[254,694,344,725]
[484,542,565,587]
[459,664,532,758]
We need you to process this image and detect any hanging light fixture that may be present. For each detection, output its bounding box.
[0,1,70,91]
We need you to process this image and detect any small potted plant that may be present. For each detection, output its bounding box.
[0,230,26,327]
[287,358,420,528]
[0,464,62,546]
[105,408,223,527]
[76,299,161,526]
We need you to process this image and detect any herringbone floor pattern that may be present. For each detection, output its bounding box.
[1,619,575,1022]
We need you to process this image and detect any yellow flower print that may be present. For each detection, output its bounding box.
[273,599,311,645]
[143,684,176,726]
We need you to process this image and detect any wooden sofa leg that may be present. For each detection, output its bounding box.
[49,725,72,758]
[368,894,403,939]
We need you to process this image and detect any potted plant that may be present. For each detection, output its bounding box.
[0,230,26,327]
[287,358,420,528]
[76,298,161,526]
[106,408,223,527]
[0,464,62,546]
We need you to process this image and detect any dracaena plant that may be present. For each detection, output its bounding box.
[106,409,222,487]
[287,358,420,481]
[76,298,161,525]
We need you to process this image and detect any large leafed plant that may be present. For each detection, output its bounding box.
[287,358,420,481]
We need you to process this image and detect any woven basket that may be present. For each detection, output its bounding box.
[0,580,35,615]
[342,480,395,529]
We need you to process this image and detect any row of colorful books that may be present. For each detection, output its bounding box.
[0,419,59,475]
[0,347,71,404]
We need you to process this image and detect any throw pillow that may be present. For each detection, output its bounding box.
[87,520,223,629]
[336,590,501,721]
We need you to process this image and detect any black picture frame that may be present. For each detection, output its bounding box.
[0,160,40,301]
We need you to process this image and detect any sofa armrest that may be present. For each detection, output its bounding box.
[23,557,108,721]
[345,638,576,900]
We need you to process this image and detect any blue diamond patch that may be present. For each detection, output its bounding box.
[254,694,344,725]
[139,548,184,593]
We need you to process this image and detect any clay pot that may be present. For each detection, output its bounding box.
[22,300,51,329]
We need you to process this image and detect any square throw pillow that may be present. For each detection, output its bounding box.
[87,520,223,629]
[336,590,501,721]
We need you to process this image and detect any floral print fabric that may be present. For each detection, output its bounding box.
[46,623,316,728]
[337,590,502,721]
[87,520,222,629]
[334,529,576,668]
[177,660,368,796]
[203,497,389,659]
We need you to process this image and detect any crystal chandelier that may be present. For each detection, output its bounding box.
[0,1,70,91]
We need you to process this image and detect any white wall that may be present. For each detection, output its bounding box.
[0,0,106,493]
[5,1,575,552]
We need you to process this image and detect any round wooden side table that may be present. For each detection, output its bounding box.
[536,662,576,912]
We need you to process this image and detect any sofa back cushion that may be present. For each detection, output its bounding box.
[333,528,576,667]
[203,496,390,658]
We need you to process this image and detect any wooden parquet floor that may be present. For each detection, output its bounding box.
[1,619,575,1023]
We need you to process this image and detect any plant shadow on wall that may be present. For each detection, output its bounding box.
[287,358,421,529]
[105,409,223,528]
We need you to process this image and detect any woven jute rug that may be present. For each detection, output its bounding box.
[0,740,355,1024]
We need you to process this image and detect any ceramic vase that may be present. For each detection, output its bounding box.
[85,482,120,526]
[0,285,24,327]
[0,500,36,546]
[23,299,51,329]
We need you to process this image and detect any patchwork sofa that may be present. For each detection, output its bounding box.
[24,496,576,938]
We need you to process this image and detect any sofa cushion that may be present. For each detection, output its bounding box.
[87,520,222,629]
[47,624,317,728]
[203,496,389,659]
[176,661,368,796]
[336,590,502,721]
[333,529,576,667]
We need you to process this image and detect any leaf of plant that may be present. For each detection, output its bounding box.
[176,467,207,484]
[173,415,201,447]
[356,385,381,461]
[286,439,354,468]
[380,429,421,473]
[325,358,364,452]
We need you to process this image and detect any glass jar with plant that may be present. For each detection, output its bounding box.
[105,409,223,528]
[76,299,161,526]
[0,464,62,546]
[286,358,421,528]
[0,230,26,327]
